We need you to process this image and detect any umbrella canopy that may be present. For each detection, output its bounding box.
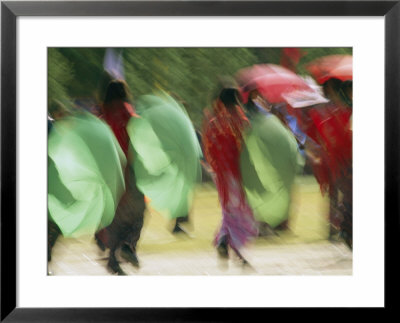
[48,112,126,238]
[305,54,352,84]
[127,93,202,219]
[236,64,312,104]
[240,113,304,228]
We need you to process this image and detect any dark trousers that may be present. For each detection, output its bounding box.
[100,165,145,253]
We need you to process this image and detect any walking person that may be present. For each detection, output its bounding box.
[320,78,353,248]
[48,99,126,267]
[239,89,304,237]
[203,80,258,265]
[95,80,146,275]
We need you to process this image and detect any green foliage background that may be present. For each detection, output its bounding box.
[48,47,352,128]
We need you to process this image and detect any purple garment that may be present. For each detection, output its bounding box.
[104,48,125,80]
[214,174,258,253]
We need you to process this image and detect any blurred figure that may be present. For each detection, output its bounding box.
[240,89,304,236]
[242,91,278,236]
[165,92,200,236]
[126,93,202,238]
[47,98,127,265]
[203,80,258,265]
[304,55,353,247]
[286,78,352,248]
[47,99,70,262]
[321,78,352,248]
[95,80,146,275]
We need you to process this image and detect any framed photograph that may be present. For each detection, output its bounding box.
[1,0,397,321]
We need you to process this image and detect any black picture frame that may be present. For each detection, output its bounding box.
[1,0,398,321]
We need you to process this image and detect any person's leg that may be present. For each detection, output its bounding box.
[105,200,143,273]
[214,207,230,259]
[172,213,190,235]
[215,177,258,262]
[119,167,146,268]
[339,201,352,249]
[95,228,108,252]
[216,234,229,259]
[104,217,126,275]
[48,219,60,262]
[339,171,352,249]
[101,165,145,274]
[226,203,255,266]
[121,207,144,268]
[171,195,192,235]
[328,186,341,239]
[104,191,134,274]
[176,215,189,224]
[107,248,126,275]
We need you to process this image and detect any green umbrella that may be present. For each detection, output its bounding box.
[240,113,304,228]
[127,93,202,219]
[48,112,126,237]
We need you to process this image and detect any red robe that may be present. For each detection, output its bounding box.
[203,101,249,206]
[102,100,138,157]
[288,103,352,193]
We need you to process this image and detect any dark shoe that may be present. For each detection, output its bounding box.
[216,239,229,259]
[107,257,126,276]
[339,230,352,250]
[120,244,140,268]
[95,232,107,252]
[172,223,192,237]
[172,223,184,233]
[95,237,106,252]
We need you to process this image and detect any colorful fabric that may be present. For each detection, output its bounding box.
[288,103,352,193]
[127,93,202,219]
[48,112,126,238]
[102,100,138,156]
[96,98,145,251]
[240,112,303,228]
[214,176,258,252]
[203,100,257,251]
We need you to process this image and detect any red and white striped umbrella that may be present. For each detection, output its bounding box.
[236,64,313,104]
[305,54,352,84]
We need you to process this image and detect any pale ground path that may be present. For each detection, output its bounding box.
[48,177,352,276]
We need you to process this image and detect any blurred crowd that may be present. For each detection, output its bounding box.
[48,48,352,275]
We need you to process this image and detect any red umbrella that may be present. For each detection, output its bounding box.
[305,55,352,84]
[236,64,313,104]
